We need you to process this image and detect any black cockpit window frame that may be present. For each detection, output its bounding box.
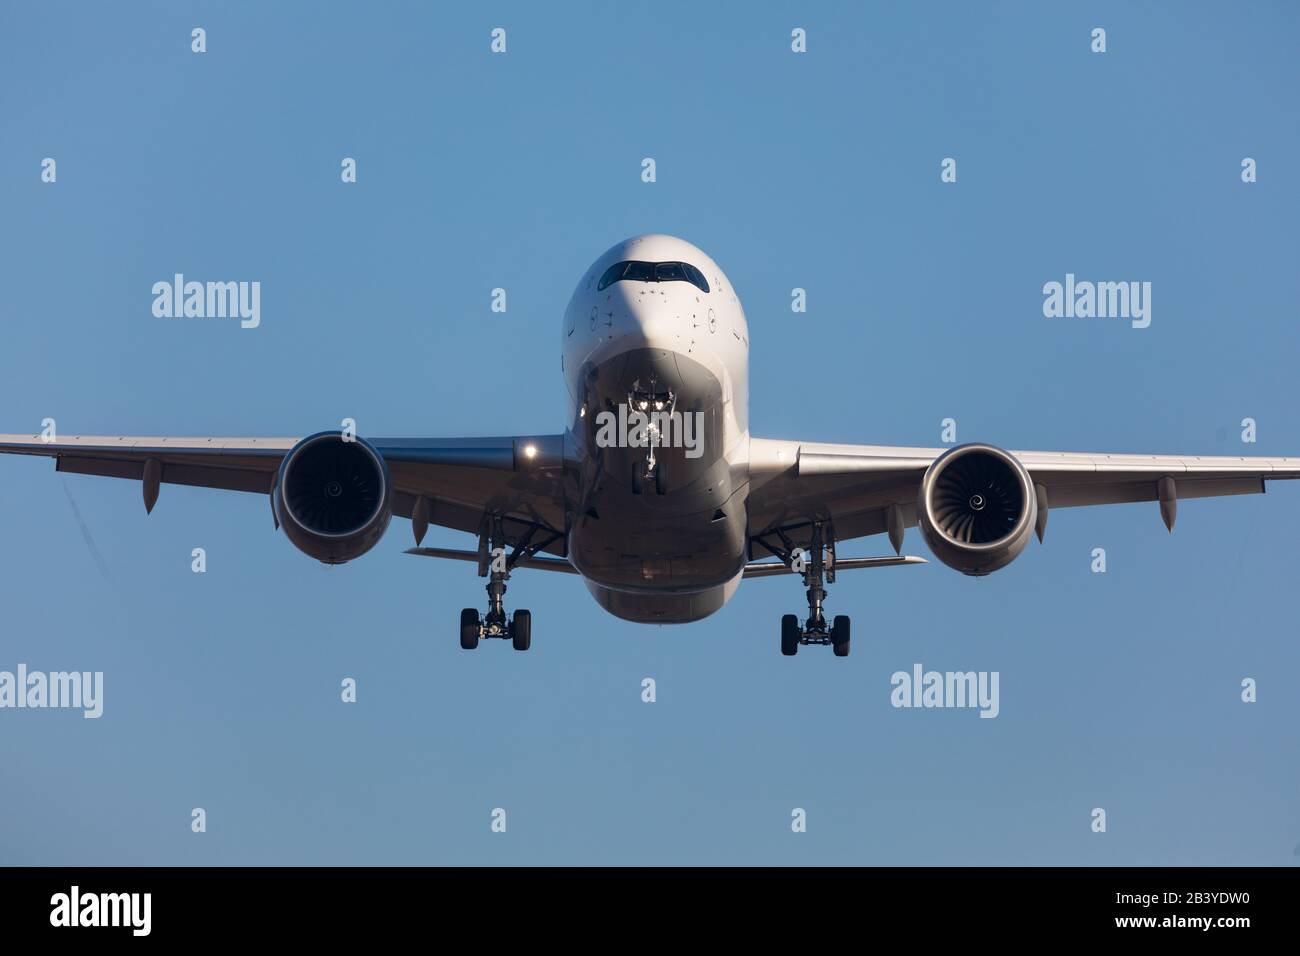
[597,260,710,294]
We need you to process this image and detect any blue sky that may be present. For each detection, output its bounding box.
[1,0,1297,865]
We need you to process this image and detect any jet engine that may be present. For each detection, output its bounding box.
[272,431,393,564]
[917,443,1037,576]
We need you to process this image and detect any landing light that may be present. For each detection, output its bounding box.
[523,444,537,460]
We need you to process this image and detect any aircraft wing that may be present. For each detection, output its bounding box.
[0,432,569,555]
[746,437,1300,554]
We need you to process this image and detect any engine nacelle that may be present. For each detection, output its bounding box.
[917,443,1037,576]
[272,431,393,565]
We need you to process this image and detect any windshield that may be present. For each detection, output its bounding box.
[597,260,710,293]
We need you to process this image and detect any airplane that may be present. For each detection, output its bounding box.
[3,234,1299,657]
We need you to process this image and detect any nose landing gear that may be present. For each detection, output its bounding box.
[627,384,675,497]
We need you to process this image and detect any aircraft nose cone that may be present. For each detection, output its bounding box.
[626,287,686,349]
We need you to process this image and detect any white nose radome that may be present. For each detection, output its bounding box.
[629,308,678,350]
[623,284,700,351]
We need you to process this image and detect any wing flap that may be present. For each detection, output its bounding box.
[1042,475,1264,508]
[55,455,274,494]
[743,554,926,578]
[405,546,577,573]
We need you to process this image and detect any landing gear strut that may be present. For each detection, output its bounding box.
[762,522,850,658]
[629,380,673,496]
[459,518,557,652]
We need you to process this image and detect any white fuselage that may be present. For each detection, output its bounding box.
[560,235,751,622]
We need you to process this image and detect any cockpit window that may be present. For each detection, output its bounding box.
[597,260,710,293]
[681,263,710,292]
[596,263,624,290]
[623,261,654,282]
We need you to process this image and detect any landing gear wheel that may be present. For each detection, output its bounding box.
[781,614,800,656]
[511,609,532,651]
[460,608,481,649]
[831,615,851,657]
[633,467,665,496]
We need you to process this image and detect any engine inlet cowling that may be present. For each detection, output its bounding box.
[272,431,393,565]
[917,443,1037,576]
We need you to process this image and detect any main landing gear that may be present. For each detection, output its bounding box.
[459,593,531,652]
[459,518,558,652]
[763,522,850,658]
